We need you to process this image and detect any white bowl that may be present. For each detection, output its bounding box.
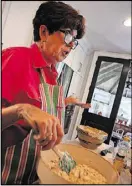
[36,144,119,184]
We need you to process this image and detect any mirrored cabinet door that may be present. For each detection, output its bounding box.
[88,61,123,118]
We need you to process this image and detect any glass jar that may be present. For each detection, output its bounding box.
[113,153,125,174]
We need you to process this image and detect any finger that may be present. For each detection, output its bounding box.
[46,120,53,141]
[42,141,55,150]
[81,103,91,109]
[33,134,42,140]
[34,121,47,142]
[33,133,47,142]
[33,121,43,141]
[38,123,53,144]
[38,138,50,147]
[42,121,57,150]
[55,124,64,145]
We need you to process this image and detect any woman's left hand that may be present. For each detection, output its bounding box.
[76,103,91,109]
[65,96,80,106]
[65,96,91,108]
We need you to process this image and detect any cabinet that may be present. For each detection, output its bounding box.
[67,72,83,98]
[63,50,75,68]
[71,45,84,73]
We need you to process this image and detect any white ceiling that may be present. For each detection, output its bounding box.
[63,1,131,54]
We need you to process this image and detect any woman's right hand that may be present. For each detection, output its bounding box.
[17,104,64,150]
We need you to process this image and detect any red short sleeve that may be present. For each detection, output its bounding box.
[2,47,33,106]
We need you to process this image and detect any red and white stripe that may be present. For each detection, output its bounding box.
[49,85,54,115]
[57,86,63,125]
[51,85,54,115]
[27,143,40,183]
[2,146,15,184]
[39,84,47,112]
[30,145,41,183]
[14,133,31,184]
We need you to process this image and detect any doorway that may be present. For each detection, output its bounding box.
[81,56,131,144]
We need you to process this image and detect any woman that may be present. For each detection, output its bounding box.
[2,1,89,184]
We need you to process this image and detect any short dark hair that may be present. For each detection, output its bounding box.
[33,1,85,41]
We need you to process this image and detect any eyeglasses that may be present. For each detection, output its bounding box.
[59,29,78,50]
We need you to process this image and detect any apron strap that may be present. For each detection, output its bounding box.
[37,68,61,86]
[37,68,46,85]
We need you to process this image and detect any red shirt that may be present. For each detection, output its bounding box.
[2,43,58,148]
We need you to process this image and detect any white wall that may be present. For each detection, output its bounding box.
[2,1,42,49]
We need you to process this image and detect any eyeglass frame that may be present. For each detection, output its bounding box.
[59,29,78,50]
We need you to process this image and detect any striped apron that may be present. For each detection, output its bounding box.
[2,68,65,184]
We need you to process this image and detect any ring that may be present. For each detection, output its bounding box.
[45,133,53,140]
[40,138,46,143]
[39,133,53,143]
[46,133,53,137]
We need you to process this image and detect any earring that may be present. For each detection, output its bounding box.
[40,40,46,50]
